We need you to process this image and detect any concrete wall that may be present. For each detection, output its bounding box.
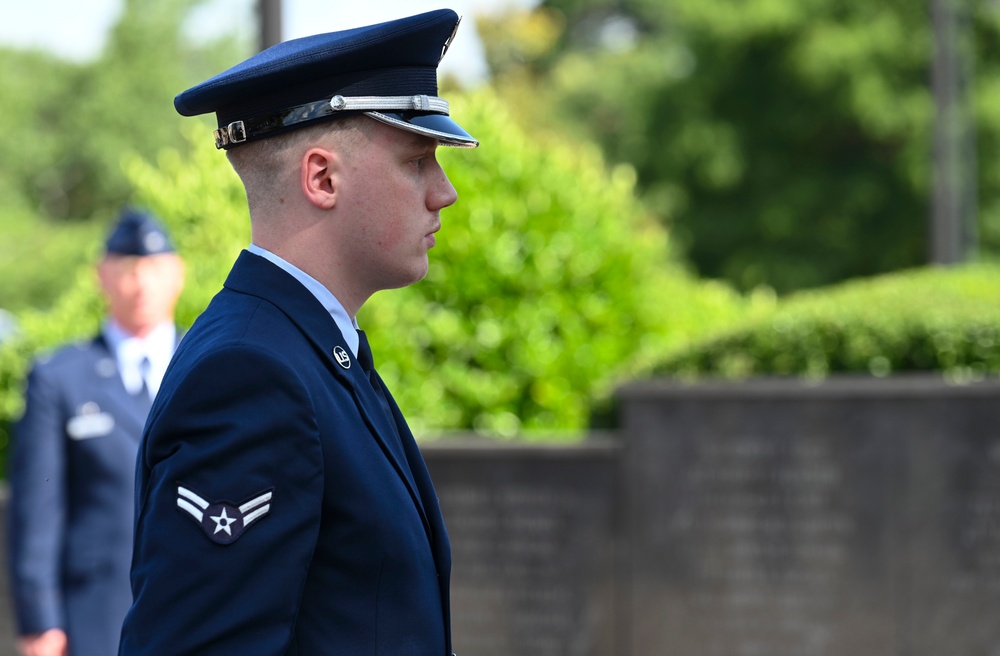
[617,377,1000,656]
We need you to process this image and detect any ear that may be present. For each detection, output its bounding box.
[300,147,341,210]
[95,258,113,293]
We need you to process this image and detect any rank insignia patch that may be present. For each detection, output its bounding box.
[176,485,272,545]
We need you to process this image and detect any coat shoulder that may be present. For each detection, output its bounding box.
[29,337,106,377]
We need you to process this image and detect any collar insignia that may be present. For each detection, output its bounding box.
[333,345,351,369]
[176,485,273,545]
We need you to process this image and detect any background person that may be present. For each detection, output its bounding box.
[6,208,185,656]
[118,9,478,655]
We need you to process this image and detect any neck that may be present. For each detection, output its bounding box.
[112,318,165,340]
[252,234,369,320]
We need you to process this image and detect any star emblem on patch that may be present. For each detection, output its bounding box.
[176,485,273,545]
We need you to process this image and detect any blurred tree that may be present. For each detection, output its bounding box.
[0,0,245,224]
[479,0,1000,293]
[0,209,104,313]
[0,49,80,219]
[973,3,1000,258]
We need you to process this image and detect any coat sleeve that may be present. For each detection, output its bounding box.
[118,344,325,655]
[6,363,68,635]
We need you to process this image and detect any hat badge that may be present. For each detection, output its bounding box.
[143,231,166,253]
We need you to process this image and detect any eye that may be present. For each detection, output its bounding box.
[412,151,435,169]
[409,146,438,171]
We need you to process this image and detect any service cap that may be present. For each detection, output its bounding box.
[104,208,176,257]
[174,9,478,150]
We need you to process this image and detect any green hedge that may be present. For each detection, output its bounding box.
[654,264,1000,381]
[0,208,105,313]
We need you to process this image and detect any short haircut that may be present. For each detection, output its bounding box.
[226,115,375,217]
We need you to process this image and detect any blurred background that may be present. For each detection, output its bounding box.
[1,0,998,452]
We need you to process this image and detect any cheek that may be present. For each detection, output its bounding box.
[147,283,175,305]
[360,203,407,248]
[368,224,407,260]
[108,281,138,301]
[350,172,421,253]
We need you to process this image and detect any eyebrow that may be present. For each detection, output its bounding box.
[399,132,439,150]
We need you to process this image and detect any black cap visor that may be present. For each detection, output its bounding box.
[366,111,478,148]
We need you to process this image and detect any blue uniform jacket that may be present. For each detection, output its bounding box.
[7,335,152,656]
[118,250,453,655]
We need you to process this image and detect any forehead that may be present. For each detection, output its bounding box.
[370,121,440,151]
[102,253,179,271]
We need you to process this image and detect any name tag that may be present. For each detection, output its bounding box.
[67,411,115,440]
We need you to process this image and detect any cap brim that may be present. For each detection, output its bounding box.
[365,111,478,148]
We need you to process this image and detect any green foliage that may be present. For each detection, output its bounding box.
[485,0,1000,292]
[0,267,108,471]
[655,264,1000,381]
[0,208,104,312]
[0,49,80,218]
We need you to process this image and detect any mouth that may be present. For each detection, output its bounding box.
[426,223,441,247]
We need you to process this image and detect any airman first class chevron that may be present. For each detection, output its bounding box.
[176,484,273,545]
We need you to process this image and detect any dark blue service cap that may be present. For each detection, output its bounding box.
[104,208,176,257]
[175,8,478,150]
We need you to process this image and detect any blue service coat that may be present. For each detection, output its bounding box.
[118,251,453,655]
[7,335,153,656]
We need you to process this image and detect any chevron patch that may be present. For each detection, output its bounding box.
[176,484,273,545]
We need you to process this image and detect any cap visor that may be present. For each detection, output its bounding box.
[366,111,478,148]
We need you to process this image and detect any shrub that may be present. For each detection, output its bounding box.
[654,264,1000,382]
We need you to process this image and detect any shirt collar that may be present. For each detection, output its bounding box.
[247,243,360,356]
[103,320,176,358]
[102,320,177,395]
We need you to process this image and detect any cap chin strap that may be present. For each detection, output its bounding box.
[214,94,450,149]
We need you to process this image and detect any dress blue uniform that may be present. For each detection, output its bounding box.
[118,9,477,655]
[7,337,150,655]
[6,210,181,656]
[121,252,453,654]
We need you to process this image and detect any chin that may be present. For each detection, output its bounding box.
[407,258,430,283]
[390,268,429,290]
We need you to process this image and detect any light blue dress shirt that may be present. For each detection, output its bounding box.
[247,243,360,356]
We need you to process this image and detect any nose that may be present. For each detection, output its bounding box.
[429,164,458,212]
[132,260,161,289]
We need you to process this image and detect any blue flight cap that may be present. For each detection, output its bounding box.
[104,208,176,257]
[174,9,478,150]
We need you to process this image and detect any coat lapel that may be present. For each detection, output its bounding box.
[87,335,149,439]
[222,251,431,536]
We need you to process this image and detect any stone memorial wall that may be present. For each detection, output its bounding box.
[423,440,620,656]
[617,377,1000,656]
